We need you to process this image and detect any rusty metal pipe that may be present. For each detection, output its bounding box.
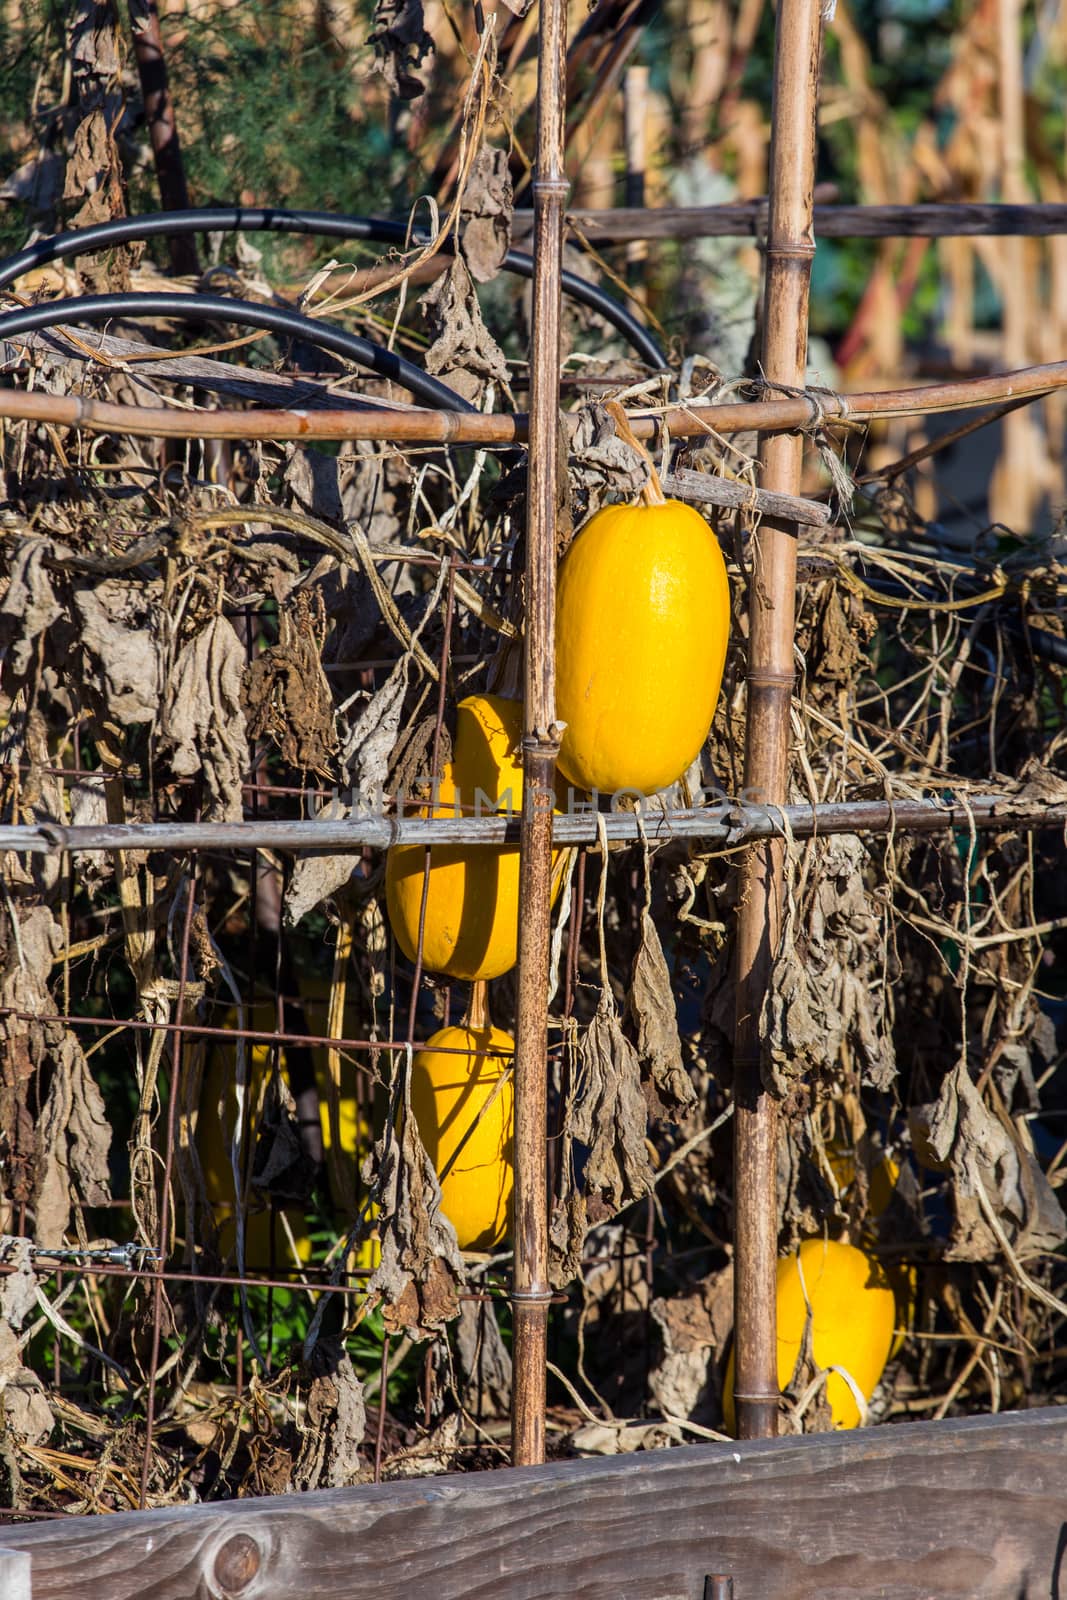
[510,0,568,1469]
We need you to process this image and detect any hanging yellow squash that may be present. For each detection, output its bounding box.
[196,998,379,1273]
[722,1238,896,1434]
[554,408,730,797]
[409,1022,514,1251]
[386,694,562,981]
[824,1140,916,1357]
[196,1025,315,1269]
[825,1140,901,1219]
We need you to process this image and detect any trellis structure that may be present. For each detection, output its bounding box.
[1,0,1067,1589]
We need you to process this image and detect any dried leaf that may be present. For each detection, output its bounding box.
[929,1059,1066,1263]
[0,539,63,683]
[761,835,895,1097]
[548,1183,587,1291]
[251,1072,318,1204]
[0,1241,54,1450]
[343,658,409,802]
[997,757,1067,812]
[284,799,357,927]
[460,145,513,284]
[0,908,111,1246]
[74,580,160,726]
[159,617,248,821]
[389,1412,461,1477]
[362,1088,464,1341]
[293,1337,367,1490]
[648,1264,733,1423]
[34,1032,113,1247]
[370,0,433,99]
[283,660,409,925]
[63,1,129,272]
[63,107,125,235]
[284,445,344,523]
[570,1419,682,1455]
[69,775,111,885]
[422,257,509,405]
[572,1000,655,1215]
[628,910,694,1119]
[242,592,336,777]
[569,403,653,522]
[455,1298,512,1417]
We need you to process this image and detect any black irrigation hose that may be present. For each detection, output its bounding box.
[0,207,670,370]
[0,291,475,413]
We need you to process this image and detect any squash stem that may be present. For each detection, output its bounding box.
[605,399,667,506]
[465,979,491,1031]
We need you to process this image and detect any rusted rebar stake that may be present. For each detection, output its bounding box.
[732,0,825,1442]
[511,0,568,1470]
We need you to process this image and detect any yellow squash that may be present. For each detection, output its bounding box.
[196,999,379,1273]
[824,1141,916,1357]
[722,1238,896,1433]
[555,497,730,796]
[197,1031,314,1269]
[410,1023,514,1251]
[825,1140,900,1219]
[386,694,561,981]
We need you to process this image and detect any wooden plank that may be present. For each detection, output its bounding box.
[0,1548,32,1600]
[1,1409,1066,1599]
[512,201,1067,243]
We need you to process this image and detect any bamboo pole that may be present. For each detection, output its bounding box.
[9,357,1067,445]
[731,0,824,1443]
[127,0,199,277]
[510,0,568,1470]
[623,65,649,300]
[511,200,1067,241]
[990,0,1039,532]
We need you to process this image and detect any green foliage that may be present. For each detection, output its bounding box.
[153,1,401,217]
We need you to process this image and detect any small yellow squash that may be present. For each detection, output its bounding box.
[409,1023,514,1251]
[723,1238,896,1433]
[825,1140,900,1219]
[196,1000,379,1273]
[555,495,730,797]
[386,694,560,981]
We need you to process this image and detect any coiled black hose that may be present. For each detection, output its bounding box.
[0,207,669,370]
[0,291,475,413]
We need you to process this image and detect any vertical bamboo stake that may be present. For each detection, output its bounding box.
[624,65,649,302]
[991,0,1038,530]
[731,0,824,1443]
[511,0,568,1470]
[127,0,199,277]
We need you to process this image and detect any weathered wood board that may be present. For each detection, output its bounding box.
[2,1408,1066,1599]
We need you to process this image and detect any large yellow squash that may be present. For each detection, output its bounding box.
[722,1238,896,1433]
[555,498,730,796]
[409,1023,514,1251]
[386,694,561,981]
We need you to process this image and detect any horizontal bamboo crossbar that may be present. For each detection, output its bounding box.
[1,795,1062,855]
[512,200,1067,242]
[1,358,1066,442]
